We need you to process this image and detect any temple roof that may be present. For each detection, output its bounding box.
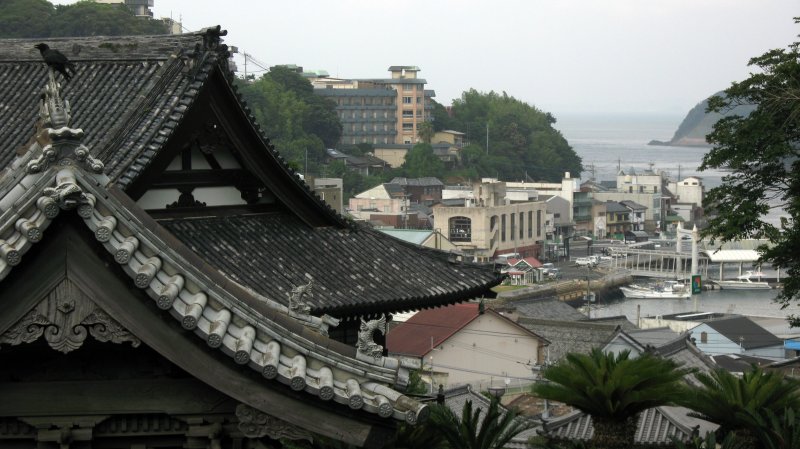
[162,212,498,316]
[0,27,502,442]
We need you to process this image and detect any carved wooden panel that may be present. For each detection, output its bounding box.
[0,278,139,353]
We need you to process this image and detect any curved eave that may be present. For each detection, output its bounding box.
[0,163,428,427]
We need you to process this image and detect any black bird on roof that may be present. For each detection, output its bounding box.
[34,43,76,82]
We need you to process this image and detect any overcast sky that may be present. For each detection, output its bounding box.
[53,1,798,117]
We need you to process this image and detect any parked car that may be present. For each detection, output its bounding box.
[547,268,561,279]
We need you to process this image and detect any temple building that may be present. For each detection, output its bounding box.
[0,28,499,448]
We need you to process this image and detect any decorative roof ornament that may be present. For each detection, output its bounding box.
[288,276,313,314]
[39,69,71,128]
[28,71,104,176]
[357,314,387,362]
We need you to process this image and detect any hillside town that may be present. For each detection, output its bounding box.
[1,1,799,448]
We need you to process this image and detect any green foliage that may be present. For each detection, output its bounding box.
[402,143,445,178]
[699,20,800,319]
[672,432,746,449]
[0,0,168,39]
[429,397,533,449]
[535,349,690,421]
[448,89,581,182]
[534,349,690,448]
[430,99,455,131]
[404,370,429,396]
[0,0,54,38]
[680,366,800,445]
[235,67,342,175]
[755,407,800,449]
[417,121,435,144]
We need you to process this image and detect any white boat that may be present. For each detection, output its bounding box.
[620,281,691,299]
[714,271,771,290]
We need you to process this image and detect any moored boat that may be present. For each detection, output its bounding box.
[714,271,771,290]
[620,280,691,299]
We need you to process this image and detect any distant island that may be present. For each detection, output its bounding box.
[649,92,756,147]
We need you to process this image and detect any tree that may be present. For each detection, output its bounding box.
[533,349,690,449]
[417,121,435,144]
[448,89,582,182]
[402,143,444,178]
[0,0,168,39]
[0,0,54,38]
[699,20,800,321]
[680,366,800,448]
[430,397,532,449]
[235,67,343,175]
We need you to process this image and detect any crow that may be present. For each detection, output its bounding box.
[34,43,76,82]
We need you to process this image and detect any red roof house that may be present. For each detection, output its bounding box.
[388,303,549,388]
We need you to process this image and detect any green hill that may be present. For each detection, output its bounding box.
[649,92,756,147]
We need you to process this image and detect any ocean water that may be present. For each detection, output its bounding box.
[554,114,795,323]
[554,114,727,189]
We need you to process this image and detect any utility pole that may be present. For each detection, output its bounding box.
[486,123,489,155]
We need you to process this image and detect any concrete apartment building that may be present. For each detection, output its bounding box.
[433,180,547,262]
[312,66,431,146]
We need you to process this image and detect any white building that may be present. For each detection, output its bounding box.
[387,302,549,389]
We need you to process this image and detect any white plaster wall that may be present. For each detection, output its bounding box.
[426,313,541,387]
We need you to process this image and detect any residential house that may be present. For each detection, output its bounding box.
[372,143,410,168]
[583,169,667,232]
[541,195,573,241]
[541,331,718,446]
[541,406,715,446]
[324,148,386,176]
[506,172,578,222]
[573,191,607,237]
[439,385,540,449]
[388,177,444,205]
[494,298,589,323]
[0,30,504,446]
[620,200,647,231]
[604,201,631,238]
[432,180,547,262]
[305,176,343,214]
[690,316,785,360]
[387,303,549,388]
[516,318,628,363]
[667,176,705,226]
[348,183,406,221]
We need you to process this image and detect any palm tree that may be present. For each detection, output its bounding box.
[680,366,800,449]
[533,349,691,449]
[417,121,435,144]
[430,396,533,449]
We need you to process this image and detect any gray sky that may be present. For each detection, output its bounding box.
[53,0,798,117]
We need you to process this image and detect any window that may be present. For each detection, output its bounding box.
[417,96,422,103]
[403,97,412,104]
[528,211,533,238]
[402,110,414,118]
[700,332,708,344]
[519,212,524,240]
[501,214,507,242]
[402,123,414,131]
[536,210,542,237]
[403,83,413,91]
[510,214,516,241]
[449,217,472,242]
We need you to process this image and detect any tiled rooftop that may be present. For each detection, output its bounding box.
[162,213,500,317]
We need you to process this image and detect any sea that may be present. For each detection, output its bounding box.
[553,114,800,332]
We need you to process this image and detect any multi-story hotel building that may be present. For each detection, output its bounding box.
[312,66,431,146]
